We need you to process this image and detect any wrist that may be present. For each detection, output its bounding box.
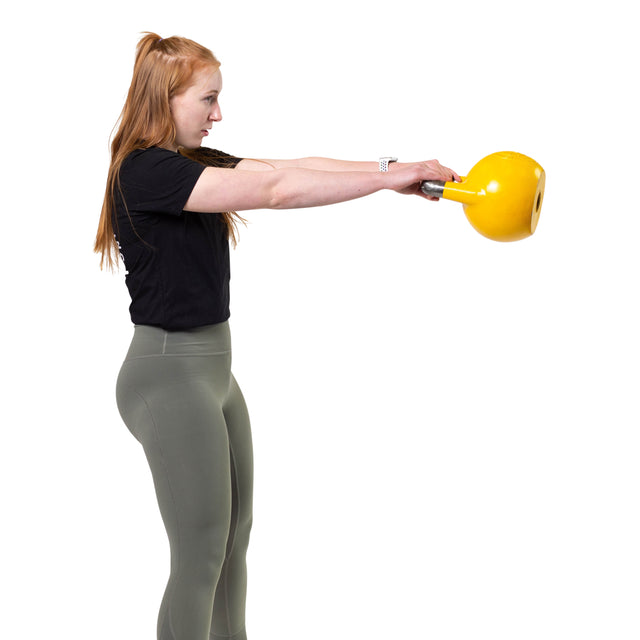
[379,156,398,172]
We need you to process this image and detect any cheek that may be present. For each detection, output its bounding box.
[173,101,201,128]
[188,104,208,125]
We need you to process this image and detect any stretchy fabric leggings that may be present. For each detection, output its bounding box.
[116,322,253,640]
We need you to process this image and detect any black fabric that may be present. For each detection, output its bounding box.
[114,146,242,330]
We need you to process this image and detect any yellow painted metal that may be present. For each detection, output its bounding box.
[442,151,546,242]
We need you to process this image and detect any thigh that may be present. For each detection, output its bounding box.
[223,374,253,519]
[118,358,234,537]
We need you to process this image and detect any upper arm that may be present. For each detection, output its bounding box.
[184,166,279,213]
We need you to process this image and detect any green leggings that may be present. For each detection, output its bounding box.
[116,322,253,640]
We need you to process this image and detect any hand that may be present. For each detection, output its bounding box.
[393,160,461,201]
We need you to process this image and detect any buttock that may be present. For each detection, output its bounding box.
[116,321,237,440]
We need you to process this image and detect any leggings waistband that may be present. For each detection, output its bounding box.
[124,321,232,359]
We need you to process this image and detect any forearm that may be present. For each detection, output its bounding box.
[281,157,382,172]
[269,167,390,209]
[237,157,402,173]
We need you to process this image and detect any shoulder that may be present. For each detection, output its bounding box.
[122,146,199,171]
[120,147,206,185]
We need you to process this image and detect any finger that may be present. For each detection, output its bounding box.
[442,165,461,182]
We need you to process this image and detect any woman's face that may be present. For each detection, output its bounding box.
[169,66,223,150]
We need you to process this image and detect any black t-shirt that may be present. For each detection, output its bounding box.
[114,146,242,330]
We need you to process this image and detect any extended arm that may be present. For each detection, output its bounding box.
[184,158,460,213]
[236,156,461,180]
[185,166,390,212]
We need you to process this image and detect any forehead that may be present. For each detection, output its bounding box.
[189,66,223,93]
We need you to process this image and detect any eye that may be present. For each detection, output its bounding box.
[204,95,218,105]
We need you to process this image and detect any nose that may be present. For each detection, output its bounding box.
[209,103,222,122]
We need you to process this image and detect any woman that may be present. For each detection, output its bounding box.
[95,32,459,640]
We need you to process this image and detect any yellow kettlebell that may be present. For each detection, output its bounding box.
[421,151,546,242]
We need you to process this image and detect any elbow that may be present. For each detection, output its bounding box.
[268,188,301,210]
[267,185,288,209]
[266,174,301,209]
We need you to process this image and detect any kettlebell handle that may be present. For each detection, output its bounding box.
[421,180,446,198]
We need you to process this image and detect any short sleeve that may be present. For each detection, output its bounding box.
[119,147,207,216]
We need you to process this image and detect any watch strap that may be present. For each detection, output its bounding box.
[379,157,398,172]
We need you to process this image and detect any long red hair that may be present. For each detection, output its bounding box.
[95,32,244,270]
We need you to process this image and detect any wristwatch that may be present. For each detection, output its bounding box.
[379,157,398,172]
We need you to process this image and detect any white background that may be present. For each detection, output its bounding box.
[3,1,639,639]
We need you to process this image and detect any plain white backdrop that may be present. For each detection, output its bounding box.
[3,1,639,639]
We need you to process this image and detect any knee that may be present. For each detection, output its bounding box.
[182,523,231,579]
